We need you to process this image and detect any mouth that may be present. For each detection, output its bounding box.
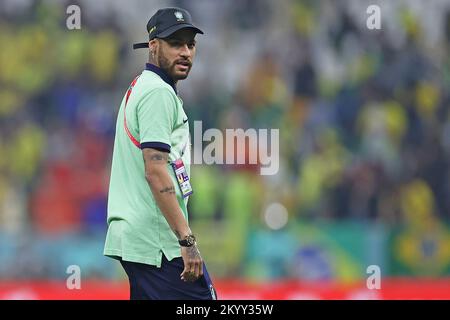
[175,61,191,72]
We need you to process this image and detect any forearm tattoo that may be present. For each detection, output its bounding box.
[159,186,175,194]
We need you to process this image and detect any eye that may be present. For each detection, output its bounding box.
[188,42,196,49]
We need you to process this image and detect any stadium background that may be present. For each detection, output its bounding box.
[0,0,450,299]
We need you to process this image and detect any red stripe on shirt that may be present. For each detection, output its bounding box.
[124,75,141,148]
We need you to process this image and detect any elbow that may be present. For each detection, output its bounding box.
[145,171,156,185]
[145,172,152,184]
[145,167,162,186]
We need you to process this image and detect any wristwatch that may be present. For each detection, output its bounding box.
[179,234,196,247]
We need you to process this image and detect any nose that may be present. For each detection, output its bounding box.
[179,44,191,58]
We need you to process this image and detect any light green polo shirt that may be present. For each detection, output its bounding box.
[104,63,191,267]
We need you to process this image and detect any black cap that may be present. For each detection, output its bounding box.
[133,7,204,49]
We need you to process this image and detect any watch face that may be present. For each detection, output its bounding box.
[179,235,196,247]
[187,235,195,246]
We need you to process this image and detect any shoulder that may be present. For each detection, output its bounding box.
[138,71,177,99]
[136,87,178,118]
[138,87,178,110]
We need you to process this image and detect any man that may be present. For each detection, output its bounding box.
[104,7,216,300]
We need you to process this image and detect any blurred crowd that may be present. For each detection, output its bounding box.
[0,0,449,279]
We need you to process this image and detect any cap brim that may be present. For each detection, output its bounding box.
[133,42,149,49]
[133,24,204,50]
[156,23,204,39]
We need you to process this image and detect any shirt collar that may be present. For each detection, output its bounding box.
[145,63,177,94]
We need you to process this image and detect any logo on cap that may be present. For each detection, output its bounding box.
[174,11,184,22]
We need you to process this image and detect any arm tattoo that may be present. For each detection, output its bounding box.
[150,153,165,161]
[159,186,175,194]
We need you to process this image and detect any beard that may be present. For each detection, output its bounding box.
[157,48,192,81]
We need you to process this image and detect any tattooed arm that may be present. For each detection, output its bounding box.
[143,148,191,240]
[143,148,203,281]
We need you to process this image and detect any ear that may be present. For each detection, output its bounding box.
[149,39,158,55]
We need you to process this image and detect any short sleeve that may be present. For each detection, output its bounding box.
[137,88,177,153]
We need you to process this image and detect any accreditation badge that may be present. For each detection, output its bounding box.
[171,159,193,198]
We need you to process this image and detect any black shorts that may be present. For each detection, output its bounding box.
[120,254,217,300]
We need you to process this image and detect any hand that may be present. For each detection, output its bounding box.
[180,244,204,282]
